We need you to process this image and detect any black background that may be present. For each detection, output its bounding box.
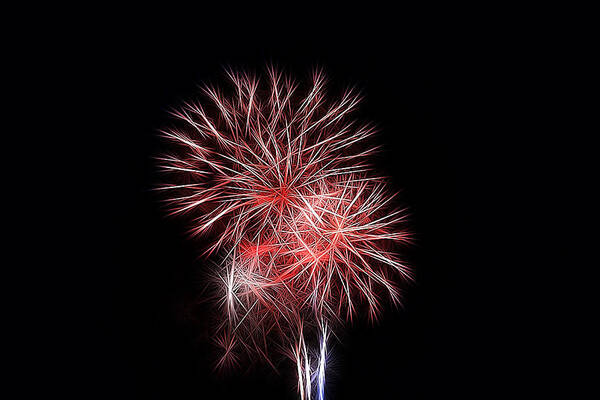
[40,14,531,400]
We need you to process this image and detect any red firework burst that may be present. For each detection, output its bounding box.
[158,66,411,399]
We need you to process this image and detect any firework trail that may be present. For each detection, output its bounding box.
[158,66,412,398]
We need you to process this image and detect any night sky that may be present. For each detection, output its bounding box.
[44,15,527,399]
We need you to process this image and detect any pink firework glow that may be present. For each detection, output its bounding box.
[158,66,412,399]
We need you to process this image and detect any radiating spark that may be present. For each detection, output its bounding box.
[317,324,328,400]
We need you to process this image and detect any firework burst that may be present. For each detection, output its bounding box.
[158,66,412,399]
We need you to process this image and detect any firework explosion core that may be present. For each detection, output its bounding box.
[158,66,412,399]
